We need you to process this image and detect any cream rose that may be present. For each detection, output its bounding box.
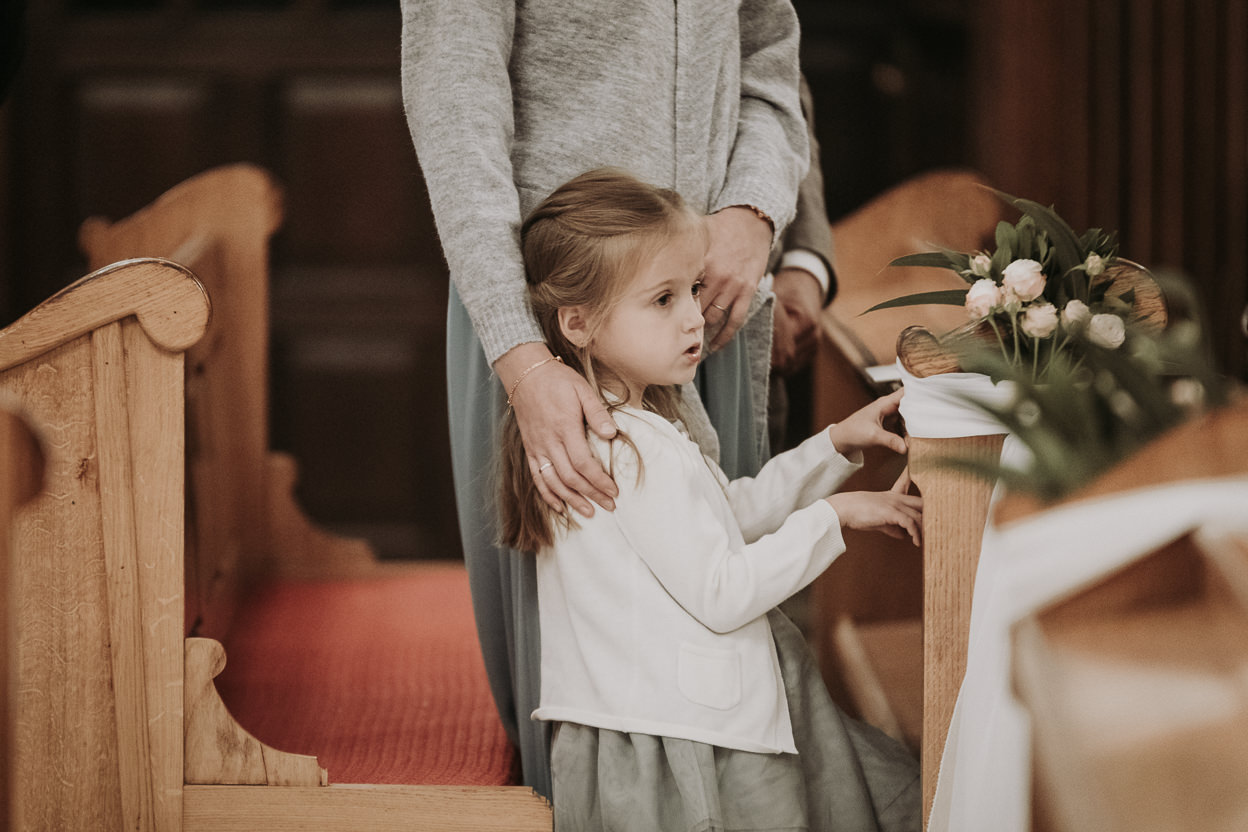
[1002,258,1046,302]
[968,253,993,278]
[1061,299,1091,332]
[1087,313,1126,349]
[1020,302,1059,338]
[1085,252,1106,277]
[965,278,1002,319]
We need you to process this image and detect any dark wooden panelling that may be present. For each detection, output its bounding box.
[74,77,219,223]
[270,265,455,559]
[3,1,460,561]
[277,76,429,266]
[1226,0,1248,369]
[970,0,1247,379]
[797,1,972,221]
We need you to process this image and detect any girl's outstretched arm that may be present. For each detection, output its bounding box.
[612,420,848,634]
[827,389,908,457]
[824,476,923,548]
[722,427,862,541]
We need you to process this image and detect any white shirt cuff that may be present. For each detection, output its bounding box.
[778,249,830,296]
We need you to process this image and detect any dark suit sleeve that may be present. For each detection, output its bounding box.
[777,74,837,304]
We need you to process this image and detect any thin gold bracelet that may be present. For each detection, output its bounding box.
[507,355,563,408]
[727,203,774,233]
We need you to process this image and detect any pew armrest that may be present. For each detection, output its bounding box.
[0,258,210,371]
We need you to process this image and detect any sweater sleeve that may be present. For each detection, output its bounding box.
[610,424,847,635]
[400,0,544,365]
[711,0,809,240]
[722,429,862,542]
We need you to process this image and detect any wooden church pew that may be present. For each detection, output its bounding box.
[1009,399,1248,832]
[893,336,1006,822]
[0,400,46,831]
[0,258,210,830]
[810,170,1007,752]
[74,165,549,829]
[892,263,1171,823]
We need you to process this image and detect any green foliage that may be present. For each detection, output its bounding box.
[945,270,1230,501]
[868,188,1119,313]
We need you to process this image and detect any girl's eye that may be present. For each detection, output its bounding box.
[691,281,704,298]
[655,292,673,307]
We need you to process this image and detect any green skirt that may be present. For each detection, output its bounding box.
[549,611,920,832]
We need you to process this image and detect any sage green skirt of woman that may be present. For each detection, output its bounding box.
[549,610,921,832]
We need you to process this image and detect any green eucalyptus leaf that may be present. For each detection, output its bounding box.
[888,251,963,271]
[861,289,970,314]
[991,189,1085,275]
[995,220,1018,261]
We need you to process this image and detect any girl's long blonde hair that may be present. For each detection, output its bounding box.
[499,168,696,552]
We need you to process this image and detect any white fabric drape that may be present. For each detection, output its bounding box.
[898,361,1248,831]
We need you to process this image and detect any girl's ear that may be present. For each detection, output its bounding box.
[558,305,592,348]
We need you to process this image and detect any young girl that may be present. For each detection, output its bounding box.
[500,168,922,832]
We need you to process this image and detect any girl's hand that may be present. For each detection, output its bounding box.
[827,389,907,457]
[825,481,923,547]
[496,343,619,517]
[702,207,773,352]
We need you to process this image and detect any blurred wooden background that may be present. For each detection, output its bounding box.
[1,0,1244,561]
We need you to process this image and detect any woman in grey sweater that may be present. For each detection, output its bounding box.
[400,0,871,814]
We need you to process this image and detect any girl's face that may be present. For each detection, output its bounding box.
[582,220,708,406]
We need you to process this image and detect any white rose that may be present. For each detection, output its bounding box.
[969,253,993,277]
[1087,313,1126,349]
[1019,302,1059,338]
[965,278,1002,319]
[1169,378,1205,409]
[1061,299,1091,332]
[1002,258,1046,302]
[1085,252,1105,277]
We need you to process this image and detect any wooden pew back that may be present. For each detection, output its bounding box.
[80,165,379,645]
[81,168,279,641]
[897,266,1174,822]
[0,401,46,832]
[812,170,1006,753]
[1011,399,1248,832]
[75,167,549,829]
[0,260,210,830]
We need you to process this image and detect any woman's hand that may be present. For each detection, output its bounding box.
[702,206,773,352]
[496,343,619,517]
[826,389,907,457]
[825,476,923,547]
[771,266,824,375]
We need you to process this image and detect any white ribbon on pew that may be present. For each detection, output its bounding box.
[897,360,1248,832]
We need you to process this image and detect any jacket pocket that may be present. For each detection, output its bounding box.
[677,642,741,711]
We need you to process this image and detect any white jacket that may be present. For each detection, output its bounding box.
[532,407,861,754]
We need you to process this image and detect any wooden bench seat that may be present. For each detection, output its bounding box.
[0,165,551,829]
[214,566,514,787]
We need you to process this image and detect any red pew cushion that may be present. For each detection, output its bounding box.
[215,563,516,785]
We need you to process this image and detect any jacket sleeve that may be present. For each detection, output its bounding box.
[721,428,862,542]
[400,0,543,365]
[778,74,837,303]
[711,0,809,240]
[610,426,847,634]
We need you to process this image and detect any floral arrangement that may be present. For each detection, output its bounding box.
[867,190,1133,382]
[868,190,1231,501]
[951,269,1229,501]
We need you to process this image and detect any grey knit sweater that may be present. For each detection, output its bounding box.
[402,0,809,365]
